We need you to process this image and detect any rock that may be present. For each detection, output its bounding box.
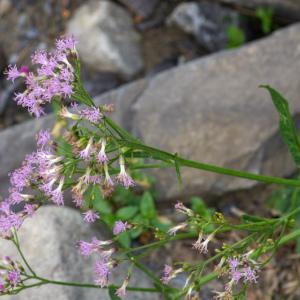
[67,0,144,78]
[131,23,300,199]
[119,0,159,19]
[222,0,300,22]
[0,206,159,300]
[167,1,240,51]
[0,0,11,16]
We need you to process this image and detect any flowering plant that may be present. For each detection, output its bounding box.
[1,36,300,299]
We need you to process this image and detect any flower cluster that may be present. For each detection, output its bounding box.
[6,36,77,117]
[214,256,258,299]
[0,256,22,294]
[77,237,116,287]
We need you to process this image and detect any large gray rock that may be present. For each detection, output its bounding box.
[0,206,159,300]
[131,23,300,199]
[67,0,144,78]
[2,24,300,201]
[167,2,240,51]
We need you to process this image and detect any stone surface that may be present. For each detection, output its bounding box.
[167,1,239,51]
[1,24,300,201]
[223,0,300,22]
[119,0,159,19]
[131,23,300,199]
[67,0,144,77]
[0,206,159,300]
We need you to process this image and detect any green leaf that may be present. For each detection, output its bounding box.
[92,186,113,214]
[108,286,122,300]
[117,231,131,248]
[140,192,156,219]
[130,214,144,238]
[261,85,300,166]
[191,197,213,218]
[226,25,245,49]
[116,206,139,220]
[256,7,274,34]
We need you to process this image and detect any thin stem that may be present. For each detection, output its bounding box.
[34,276,158,293]
[119,140,300,188]
[12,231,36,276]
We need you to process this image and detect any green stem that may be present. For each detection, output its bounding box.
[13,231,36,276]
[32,276,158,293]
[119,140,300,188]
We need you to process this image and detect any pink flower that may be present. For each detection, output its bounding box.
[6,65,22,82]
[243,267,258,283]
[94,260,111,287]
[77,237,113,256]
[80,107,102,123]
[116,156,135,189]
[36,129,51,149]
[23,204,37,217]
[104,163,114,187]
[113,221,128,235]
[160,265,182,284]
[97,139,108,164]
[79,138,93,160]
[116,278,129,298]
[228,258,239,270]
[7,269,21,286]
[83,210,99,223]
[50,177,65,206]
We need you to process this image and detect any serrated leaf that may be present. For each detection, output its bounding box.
[140,192,156,219]
[116,206,139,220]
[261,85,300,166]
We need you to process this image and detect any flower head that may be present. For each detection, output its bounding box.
[116,277,129,298]
[116,156,135,189]
[192,233,214,254]
[94,260,111,287]
[36,129,51,149]
[80,107,102,123]
[113,221,128,235]
[83,210,99,223]
[79,138,94,160]
[97,139,108,164]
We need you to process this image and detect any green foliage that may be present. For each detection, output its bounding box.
[191,197,215,232]
[261,85,300,167]
[256,7,274,34]
[268,183,300,252]
[226,25,246,49]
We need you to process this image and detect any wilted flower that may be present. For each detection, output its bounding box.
[167,222,188,236]
[192,233,214,254]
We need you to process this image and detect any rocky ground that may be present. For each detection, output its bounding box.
[1,0,300,299]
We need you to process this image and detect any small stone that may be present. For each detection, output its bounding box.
[167,1,240,51]
[0,0,11,16]
[67,0,144,78]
